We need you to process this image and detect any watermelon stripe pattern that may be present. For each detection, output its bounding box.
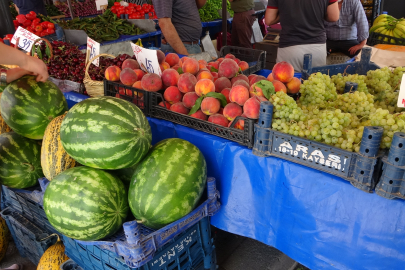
[60,97,152,170]
[0,132,43,188]
[129,138,207,229]
[43,167,129,241]
[0,76,68,140]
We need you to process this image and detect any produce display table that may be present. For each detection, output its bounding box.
[63,90,405,270]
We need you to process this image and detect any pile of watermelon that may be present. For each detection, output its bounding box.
[0,76,208,241]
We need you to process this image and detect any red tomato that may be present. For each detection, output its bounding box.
[16,14,27,24]
[26,26,35,33]
[13,20,19,27]
[114,2,120,6]
[46,28,55,35]
[47,22,54,29]
[23,20,32,27]
[29,11,37,18]
[25,13,35,20]
[136,5,141,11]
[148,12,153,17]
[41,21,48,29]
[35,25,43,32]
[31,20,40,27]
[33,18,41,24]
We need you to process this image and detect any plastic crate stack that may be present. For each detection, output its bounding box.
[0,177,220,270]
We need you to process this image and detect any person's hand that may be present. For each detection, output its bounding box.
[6,68,34,83]
[19,56,49,82]
[348,44,364,56]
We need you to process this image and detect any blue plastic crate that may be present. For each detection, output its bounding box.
[73,177,220,268]
[0,207,57,265]
[301,47,380,80]
[63,217,216,270]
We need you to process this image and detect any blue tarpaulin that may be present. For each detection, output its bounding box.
[63,92,405,270]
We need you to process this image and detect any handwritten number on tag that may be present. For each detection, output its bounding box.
[146,58,154,73]
[18,39,33,51]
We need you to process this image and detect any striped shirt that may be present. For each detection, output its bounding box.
[325,0,369,41]
[152,0,202,43]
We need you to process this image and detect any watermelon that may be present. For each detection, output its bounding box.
[43,166,129,241]
[108,163,138,184]
[60,96,152,170]
[0,76,68,140]
[129,138,207,229]
[0,132,43,188]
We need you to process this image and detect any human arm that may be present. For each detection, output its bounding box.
[354,0,369,42]
[325,1,339,22]
[195,0,207,9]
[265,8,279,25]
[0,43,48,82]
[159,18,189,55]
[348,39,366,55]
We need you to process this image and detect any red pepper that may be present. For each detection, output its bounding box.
[41,21,49,29]
[23,20,32,28]
[35,25,43,32]
[13,20,20,28]
[16,14,27,24]
[29,11,37,18]
[47,22,55,29]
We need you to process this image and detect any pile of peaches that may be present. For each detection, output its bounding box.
[104,50,301,130]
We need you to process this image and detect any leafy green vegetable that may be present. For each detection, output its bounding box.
[199,0,234,22]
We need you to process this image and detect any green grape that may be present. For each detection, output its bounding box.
[331,73,368,94]
[299,72,337,108]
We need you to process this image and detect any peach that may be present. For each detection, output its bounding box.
[272,80,287,93]
[217,58,224,63]
[172,65,182,73]
[178,59,183,66]
[134,96,144,107]
[195,79,215,96]
[225,54,236,60]
[134,69,145,81]
[160,62,170,72]
[272,61,294,83]
[122,59,140,70]
[197,70,214,81]
[250,75,267,85]
[218,108,224,115]
[214,77,232,93]
[182,58,199,75]
[267,73,274,82]
[141,73,162,92]
[208,114,229,127]
[238,61,249,71]
[201,97,220,115]
[165,53,180,67]
[243,97,261,119]
[120,68,138,86]
[132,80,143,90]
[231,74,249,85]
[211,72,218,79]
[221,88,230,103]
[105,66,121,82]
[286,77,301,94]
[233,58,241,64]
[190,109,208,120]
[159,101,170,109]
[232,80,250,89]
[208,61,219,70]
[181,57,189,62]
[157,50,165,64]
[164,86,182,104]
[183,92,199,109]
[178,73,197,93]
[162,68,180,87]
[229,85,249,106]
[248,74,257,85]
[233,113,246,130]
[250,82,268,98]
[223,103,243,121]
[257,96,268,102]
[170,102,189,115]
[218,59,239,79]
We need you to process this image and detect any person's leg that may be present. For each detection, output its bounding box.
[326,39,341,54]
[160,43,177,54]
[236,10,255,48]
[336,40,361,57]
[231,12,241,47]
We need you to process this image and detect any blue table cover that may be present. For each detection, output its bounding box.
[62,92,405,270]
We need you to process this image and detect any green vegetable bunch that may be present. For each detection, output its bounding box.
[56,10,145,42]
[45,5,63,16]
[199,0,234,22]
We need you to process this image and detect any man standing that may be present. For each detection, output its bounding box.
[153,0,207,55]
[12,0,47,16]
[229,0,255,48]
[265,0,339,72]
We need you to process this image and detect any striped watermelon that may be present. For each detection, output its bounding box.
[0,93,12,134]
[60,96,151,170]
[108,163,138,185]
[0,76,68,140]
[129,138,207,229]
[0,132,43,188]
[43,166,129,241]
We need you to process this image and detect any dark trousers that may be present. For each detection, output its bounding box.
[231,9,255,49]
[326,39,361,58]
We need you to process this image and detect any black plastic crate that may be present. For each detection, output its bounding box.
[367,31,405,46]
[104,80,256,149]
[217,46,266,76]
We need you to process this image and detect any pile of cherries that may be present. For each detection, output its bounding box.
[88,54,137,81]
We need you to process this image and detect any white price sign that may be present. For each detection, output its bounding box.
[130,43,161,76]
[397,74,405,108]
[96,0,108,11]
[87,37,100,67]
[11,26,40,52]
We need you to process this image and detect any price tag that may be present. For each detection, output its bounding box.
[11,26,40,52]
[397,74,405,108]
[96,0,108,11]
[130,43,161,76]
[86,37,100,67]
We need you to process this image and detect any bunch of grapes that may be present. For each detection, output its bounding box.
[388,66,405,90]
[299,72,337,108]
[331,73,368,94]
[370,108,405,148]
[270,92,306,122]
[365,67,392,95]
[333,91,375,117]
[318,109,351,146]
